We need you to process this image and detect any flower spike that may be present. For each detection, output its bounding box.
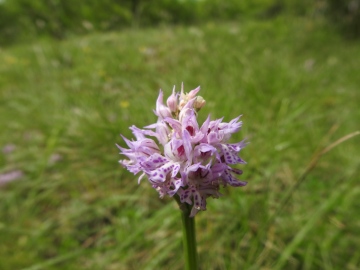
[118,85,248,216]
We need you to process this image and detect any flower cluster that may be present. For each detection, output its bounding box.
[117,85,247,216]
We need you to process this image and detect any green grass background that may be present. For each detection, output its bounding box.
[1,16,360,269]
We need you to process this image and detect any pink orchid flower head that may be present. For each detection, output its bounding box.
[118,85,248,217]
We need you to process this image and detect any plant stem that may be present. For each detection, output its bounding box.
[175,196,198,270]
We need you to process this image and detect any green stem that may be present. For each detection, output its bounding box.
[175,196,198,270]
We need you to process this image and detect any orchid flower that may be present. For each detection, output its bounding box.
[118,84,248,217]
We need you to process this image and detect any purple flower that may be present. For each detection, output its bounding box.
[0,170,23,186]
[117,85,248,216]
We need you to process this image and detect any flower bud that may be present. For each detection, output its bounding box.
[194,96,206,111]
[167,86,178,112]
[156,90,172,119]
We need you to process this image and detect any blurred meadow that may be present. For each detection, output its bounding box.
[1,0,360,269]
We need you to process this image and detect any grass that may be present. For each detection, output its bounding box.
[1,16,360,269]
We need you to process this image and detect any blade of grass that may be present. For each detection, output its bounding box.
[267,130,360,228]
[21,249,85,270]
[273,176,354,270]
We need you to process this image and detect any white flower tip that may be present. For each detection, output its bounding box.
[194,96,206,111]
